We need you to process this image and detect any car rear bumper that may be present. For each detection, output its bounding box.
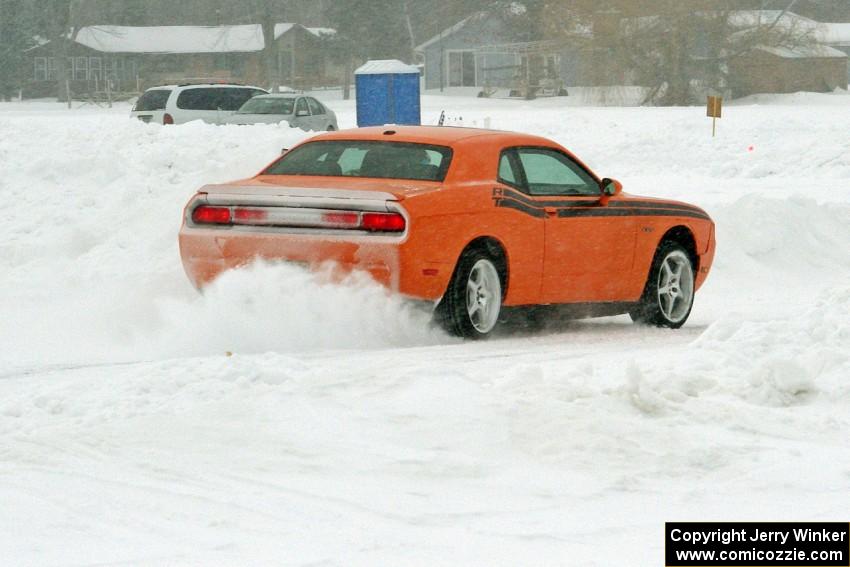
[130,110,164,124]
[179,227,402,290]
[178,188,451,301]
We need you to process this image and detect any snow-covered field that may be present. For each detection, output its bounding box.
[1,91,849,566]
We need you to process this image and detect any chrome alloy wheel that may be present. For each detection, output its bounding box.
[466,259,502,334]
[656,249,694,324]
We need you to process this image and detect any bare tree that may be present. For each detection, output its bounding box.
[403,1,417,59]
[47,0,84,104]
[325,0,413,100]
[258,0,282,92]
[543,0,817,105]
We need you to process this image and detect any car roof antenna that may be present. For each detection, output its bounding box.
[437,110,445,126]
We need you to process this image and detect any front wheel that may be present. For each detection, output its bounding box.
[630,242,695,328]
[436,251,503,339]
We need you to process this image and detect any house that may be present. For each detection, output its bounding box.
[819,22,850,82]
[415,10,595,95]
[25,23,338,98]
[727,11,848,95]
[417,8,847,99]
[730,44,848,96]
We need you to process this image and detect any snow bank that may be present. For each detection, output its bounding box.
[0,111,444,372]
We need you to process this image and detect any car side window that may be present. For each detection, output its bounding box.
[516,147,598,196]
[177,88,219,110]
[307,98,324,115]
[295,98,310,116]
[497,150,521,188]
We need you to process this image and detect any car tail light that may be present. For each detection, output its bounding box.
[190,204,405,233]
[361,212,406,232]
[192,205,231,225]
[163,113,174,125]
[322,211,360,228]
[233,207,268,222]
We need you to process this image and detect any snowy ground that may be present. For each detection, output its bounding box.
[1,91,849,566]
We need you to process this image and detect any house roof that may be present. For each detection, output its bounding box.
[414,12,483,52]
[727,10,850,54]
[820,22,850,45]
[755,43,847,58]
[726,10,850,44]
[72,23,334,55]
[729,9,819,29]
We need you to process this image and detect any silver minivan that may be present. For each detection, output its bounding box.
[131,83,268,125]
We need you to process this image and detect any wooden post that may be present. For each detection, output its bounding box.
[707,95,722,137]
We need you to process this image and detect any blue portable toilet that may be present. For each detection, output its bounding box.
[355,59,421,127]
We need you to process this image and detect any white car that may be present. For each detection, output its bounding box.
[131,83,268,125]
[224,94,338,131]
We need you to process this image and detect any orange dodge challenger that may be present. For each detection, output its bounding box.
[179,126,715,338]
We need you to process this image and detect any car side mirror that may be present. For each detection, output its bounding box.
[296,109,310,117]
[601,178,623,197]
[599,178,623,206]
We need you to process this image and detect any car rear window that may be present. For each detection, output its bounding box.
[134,89,171,111]
[177,87,265,111]
[264,141,453,182]
[238,97,296,115]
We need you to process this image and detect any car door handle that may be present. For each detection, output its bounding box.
[544,207,558,217]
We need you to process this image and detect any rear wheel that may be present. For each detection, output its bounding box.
[630,242,695,328]
[437,250,503,339]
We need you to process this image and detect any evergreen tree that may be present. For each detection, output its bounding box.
[0,0,38,99]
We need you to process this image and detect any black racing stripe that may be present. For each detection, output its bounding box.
[609,201,707,214]
[494,186,708,216]
[557,208,710,220]
[495,198,547,218]
[493,187,710,220]
[497,196,709,221]
[495,187,597,208]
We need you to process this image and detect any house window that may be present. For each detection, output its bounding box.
[111,58,132,81]
[448,51,476,87]
[47,57,58,80]
[34,57,47,81]
[103,58,117,80]
[74,56,88,80]
[126,60,138,81]
[89,57,102,81]
[477,52,518,88]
